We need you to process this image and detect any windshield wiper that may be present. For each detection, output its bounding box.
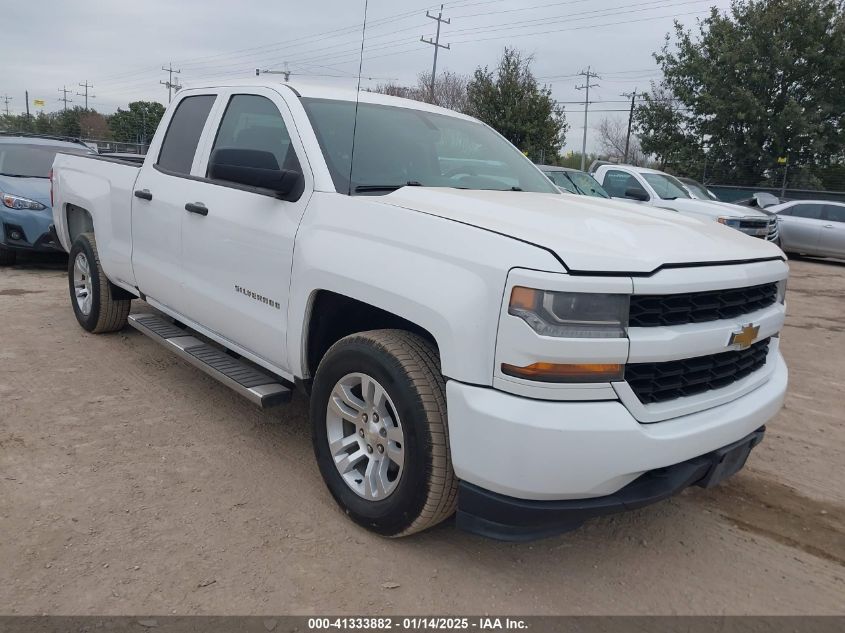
[354,181,422,193]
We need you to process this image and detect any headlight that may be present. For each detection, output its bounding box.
[717,216,741,228]
[1,192,47,210]
[509,287,629,338]
[776,279,787,304]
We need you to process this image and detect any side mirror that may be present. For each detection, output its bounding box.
[624,187,649,202]
[209,149,303,201]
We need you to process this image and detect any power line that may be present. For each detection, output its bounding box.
[1,94,12,116]
[160,63,182,103]
[77,80,95,110]
[58,86,73,112]
[421,4,451,101]
[575,66,600,170]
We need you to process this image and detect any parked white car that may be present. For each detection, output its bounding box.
[50,80,788,540]
[768,200,845,258]
[593,164,779,242]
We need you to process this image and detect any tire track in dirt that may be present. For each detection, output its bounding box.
[695,474,845,567]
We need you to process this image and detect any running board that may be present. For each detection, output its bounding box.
[127,314,292,408]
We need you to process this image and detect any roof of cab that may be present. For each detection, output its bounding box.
[180,78,478,121]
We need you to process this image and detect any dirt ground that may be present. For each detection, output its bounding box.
[0,253,843,615]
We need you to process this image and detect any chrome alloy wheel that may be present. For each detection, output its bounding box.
[73,252,93,316]
[326,372,405,500]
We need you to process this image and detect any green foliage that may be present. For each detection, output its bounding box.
[635,0,845,187]
[108,101,166,144]
[0,106,93,138]
[466,48,568,163]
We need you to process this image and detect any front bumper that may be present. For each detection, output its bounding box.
[1,208,63,252]
[447,351,786,536]
[457,427,765,541]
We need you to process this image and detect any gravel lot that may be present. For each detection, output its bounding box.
[0,253,843,615]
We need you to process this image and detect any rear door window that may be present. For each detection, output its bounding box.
[157,95,216,175]
[824,205,845,223]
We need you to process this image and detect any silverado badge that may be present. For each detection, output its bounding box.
[728,323,760,349]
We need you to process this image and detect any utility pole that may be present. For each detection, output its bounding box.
[575,66,600,171]
[2,94,12,116]
[421,4,450,103]
[622,89,637,163]
[780,157,789,198]
[25,91,31,120]
[161,63,182,103]
[58,86,73,111]
[77,80,95,110]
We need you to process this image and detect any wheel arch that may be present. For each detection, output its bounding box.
[301,290,439,381]
[65,203,95,246]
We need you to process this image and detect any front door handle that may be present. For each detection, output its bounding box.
[185,202,208,216]
[134,189,153,200]
[822,224,834,228]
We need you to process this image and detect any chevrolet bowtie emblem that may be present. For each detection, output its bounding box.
[728,323,760,349]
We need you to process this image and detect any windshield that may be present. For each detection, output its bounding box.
[683,180,717,201]
[544,170,577,192]
[545,170,610,198]
[642,173,691,200]
[301,98,559,195]
[565,171,610,198]
[0,143,92,178]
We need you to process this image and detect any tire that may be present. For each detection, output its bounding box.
[0,245,16,266]
[67,233,131,333]
[310,329,457,537]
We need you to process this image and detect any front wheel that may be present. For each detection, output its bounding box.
[68,233,131,333]
[310,330,457,537]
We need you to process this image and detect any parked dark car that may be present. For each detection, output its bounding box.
[539,165,610,199]
[0,135,94,265]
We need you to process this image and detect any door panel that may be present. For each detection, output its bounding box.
[819,205,845,257]
[778,204,824,253]
[180,91,311,371]
[131,94,217,312]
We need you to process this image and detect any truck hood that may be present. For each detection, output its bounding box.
[655,197,769,219]
[0,174,52,208]
[379,188,783,273]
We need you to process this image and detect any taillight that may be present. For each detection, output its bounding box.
[49,168,54,207]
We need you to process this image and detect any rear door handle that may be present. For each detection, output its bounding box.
[185,202,208,216]
[134,189,153,200]
[823,224,834,228]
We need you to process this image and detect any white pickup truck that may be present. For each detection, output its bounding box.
[51,80,788,541]
[593,163,780,243]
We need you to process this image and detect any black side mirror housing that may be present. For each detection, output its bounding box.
[209,149,303,201]
[624,187,649,202]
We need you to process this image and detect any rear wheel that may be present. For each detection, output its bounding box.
[0,245,16,266]
[68,233,131,333]
[310,329,457,537]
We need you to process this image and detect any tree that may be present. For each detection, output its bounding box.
[635,0,845,186]
[465,48,568,163]
[108,101,166,144]
[78,111,110,139]
[372,70,468,112]
[596,117,645,165]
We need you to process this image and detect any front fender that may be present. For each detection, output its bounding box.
[287,193,562,385]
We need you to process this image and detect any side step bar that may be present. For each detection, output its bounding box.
[127,314,292,408]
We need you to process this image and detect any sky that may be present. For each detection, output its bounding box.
[1,0,733,152]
